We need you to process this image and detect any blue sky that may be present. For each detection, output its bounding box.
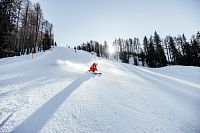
[32,0,199,46]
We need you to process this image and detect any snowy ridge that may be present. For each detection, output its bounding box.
[135,66,200,89]
[0,47,200,133]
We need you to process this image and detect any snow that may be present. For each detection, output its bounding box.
[0,47,200,133]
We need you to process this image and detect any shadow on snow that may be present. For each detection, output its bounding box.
[11,72,94,133]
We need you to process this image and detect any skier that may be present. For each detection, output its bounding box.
[74,47,77,53]
[32,47,36,59]
[89,63,98,72]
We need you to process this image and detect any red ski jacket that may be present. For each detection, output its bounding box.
[90,65,97,72]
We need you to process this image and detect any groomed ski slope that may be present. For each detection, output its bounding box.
[0,47,200,133]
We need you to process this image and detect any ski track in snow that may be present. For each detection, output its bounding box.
[0,47,200,133]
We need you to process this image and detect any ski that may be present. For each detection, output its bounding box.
[91,72,102,75]
[88,70,102,75]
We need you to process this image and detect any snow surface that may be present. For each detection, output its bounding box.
[0,47,200,133]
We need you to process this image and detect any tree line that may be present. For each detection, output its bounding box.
[76,40,109,59]
[76,31,200,67]
[0,0,56,58]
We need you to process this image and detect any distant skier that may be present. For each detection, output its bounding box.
[32,47,36,59]
[74,47,76,52]
[89,63,98,72]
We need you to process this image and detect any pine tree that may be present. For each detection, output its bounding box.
[147,36,156,67]
[139,50,145,66]
[143,36,148,54]
[42,31,49,51]
[182,42,191,66]
[154,31,167,67]
[190,39,200,66]
[87,42,91,52]
[95,41,100,57]
[103,41,109,59]
[168,37,181,64]
[119,51,129,63]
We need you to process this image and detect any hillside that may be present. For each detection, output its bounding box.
[0,47,200,133]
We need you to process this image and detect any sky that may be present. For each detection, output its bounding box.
[32,0,200,46]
